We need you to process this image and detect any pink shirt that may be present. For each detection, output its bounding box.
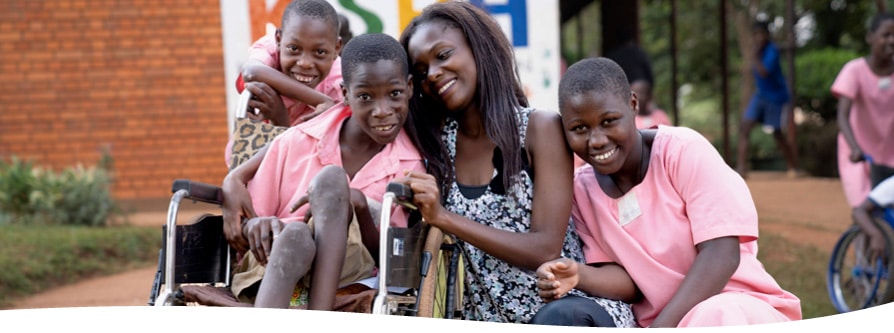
[635,107,672,129]
[831,57,894,166]
[246,102,424,227]
[572,125,801,328]
[238,33,344,126]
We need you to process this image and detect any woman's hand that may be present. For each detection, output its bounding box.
[401,171,448,227]
[535,258,580,302]
[245,81,290,126]
[242,216,284,265]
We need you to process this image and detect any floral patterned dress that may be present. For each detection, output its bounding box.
[441,108,636,326]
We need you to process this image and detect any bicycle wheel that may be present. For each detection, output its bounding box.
[416,225,463,318]
[827,224,894,312]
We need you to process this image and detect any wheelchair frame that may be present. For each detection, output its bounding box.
[147,179,463,318]
[827,207,894,312]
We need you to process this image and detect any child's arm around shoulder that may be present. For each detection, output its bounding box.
[241,59,334,108]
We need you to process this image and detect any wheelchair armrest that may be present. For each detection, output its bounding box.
[172,179,223,205]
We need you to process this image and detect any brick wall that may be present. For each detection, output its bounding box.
[0,0,229,200]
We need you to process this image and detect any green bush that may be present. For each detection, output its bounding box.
[0,156,123,226]
[796,119,840,178]
[794,48,861,121]
[786,48,858,177]
[0,157,39,221]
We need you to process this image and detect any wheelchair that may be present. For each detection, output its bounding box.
[147,179,464,319]
[826,206,894,313]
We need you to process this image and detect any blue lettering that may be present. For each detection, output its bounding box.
[470,0,528,47]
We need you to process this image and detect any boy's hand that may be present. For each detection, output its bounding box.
[221,173,255,254]
[849,148,865,163]
[245,81,290,127]
[868,233,887,262]
[535,258,579,302]
[242,216,284,265]
[289,194,313,224]
[348,188,367,211]
[297,99,336,123]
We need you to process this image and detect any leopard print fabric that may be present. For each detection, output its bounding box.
[229,118,287,170]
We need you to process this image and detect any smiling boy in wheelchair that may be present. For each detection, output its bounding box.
[222,32,424,310]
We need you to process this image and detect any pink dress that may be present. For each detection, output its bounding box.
[246,102,425,226]
[572,125,802,327]
[831,57,894,207]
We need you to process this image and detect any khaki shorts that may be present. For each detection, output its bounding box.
[230,209,376,303]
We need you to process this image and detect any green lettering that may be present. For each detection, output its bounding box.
[338,0,383,33]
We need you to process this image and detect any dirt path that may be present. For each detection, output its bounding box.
[5,171,853,309]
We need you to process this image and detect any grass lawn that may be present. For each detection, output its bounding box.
[758,232,838,319]
[0,224,159,308]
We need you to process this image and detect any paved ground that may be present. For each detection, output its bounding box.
[5,171,854,309]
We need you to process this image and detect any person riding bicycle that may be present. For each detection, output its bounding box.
[852,174,894,261]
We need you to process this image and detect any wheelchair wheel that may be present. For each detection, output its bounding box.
[827,224,894,313]
[416,225,463,318]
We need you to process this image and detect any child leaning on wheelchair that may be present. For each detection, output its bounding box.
[224,0,345,169]
[222,32,424,311]
[852,175,894,261]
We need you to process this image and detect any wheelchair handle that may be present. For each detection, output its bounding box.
[386,182,417,210]
[171,179,223,205]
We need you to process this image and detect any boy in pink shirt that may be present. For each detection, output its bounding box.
[223,33,424,310]
[532,58,801,328]
[225,0,345,167]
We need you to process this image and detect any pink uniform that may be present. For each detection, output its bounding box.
[831,57,894,207]
[572,125,801,328]
[246,102,424,227]
[635,107,672,129]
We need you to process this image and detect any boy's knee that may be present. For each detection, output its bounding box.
[277,222,315,254]
[316,165,348,184]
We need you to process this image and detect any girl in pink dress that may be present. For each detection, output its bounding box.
[532,57,801,328]
[831,12,894,207]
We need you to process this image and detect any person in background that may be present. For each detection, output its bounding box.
[831,12,894,208]
[736,19,801,179]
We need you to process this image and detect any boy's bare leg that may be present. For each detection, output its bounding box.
[254,222,316,308]
[307,165,352,310]
[772,129,800,175]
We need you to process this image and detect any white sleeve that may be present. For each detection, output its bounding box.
[868,176,894,207]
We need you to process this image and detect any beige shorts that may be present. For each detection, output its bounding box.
[230,209,375,303]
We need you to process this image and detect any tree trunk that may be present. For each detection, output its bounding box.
[733,1,759,116]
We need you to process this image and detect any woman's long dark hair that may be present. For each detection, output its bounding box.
[399,1,528,198]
